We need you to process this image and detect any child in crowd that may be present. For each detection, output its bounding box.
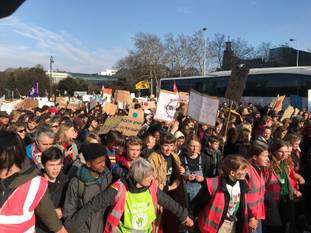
[105,130,125,167]
[111,136,143,182]
[36,147,68,233]
[203,135,223,177]
[63,143,112,233]
[192,154,256,233]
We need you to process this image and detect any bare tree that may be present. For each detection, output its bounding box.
[165,33,192,76]
[208,33,226,68]
[256,42,271,61]
[188,30,206,75]
[231,37,255,59]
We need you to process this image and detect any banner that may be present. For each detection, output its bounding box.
[102,88,112,102]
[115,90,132,104]
[26,82,39,97]
[225,64,249,102]
[273,95,286,112]
[280,105,295,121]
[188,89,219,126]
[98,116,123,135]
[116,116,144,136]
[102,102,118,115]
[135,80,149,90]
[154,89,179,122]
[128,108,144,120]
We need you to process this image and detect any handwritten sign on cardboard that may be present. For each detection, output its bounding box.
[115,90,132,104]
[128,108,144,120]
[102,102,118,116]
[98,116,123,135]
[154,89,179,122]
[116,116,144,136]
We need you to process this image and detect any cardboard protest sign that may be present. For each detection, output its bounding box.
[102,102,118,115]
[178,92,189,104]
[188,89,219,126]
[154,89,179,122]
[116,116,144,136]
[82,95,92,102]
[273,95,286,112]
[56,97,68,108]
[293,108,300,116]
[128,108,144,120]
[22,99,39,109]
[102,88,112,103]
[225,64,249,102]
[143,101,156,110]
[98,116,123,135]
[115,90,132,104]
[280,105,295,121]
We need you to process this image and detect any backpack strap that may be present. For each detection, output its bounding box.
[77,179,85,207]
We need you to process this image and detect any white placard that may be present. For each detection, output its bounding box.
[188,89,219,126]
[154,90,179,122]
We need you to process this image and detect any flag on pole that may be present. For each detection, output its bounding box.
[26,82,39,97]
[173,80,178,94]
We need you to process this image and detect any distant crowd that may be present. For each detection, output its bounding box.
[0,99,311,233]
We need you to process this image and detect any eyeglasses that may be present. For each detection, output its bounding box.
[17,129,26,133]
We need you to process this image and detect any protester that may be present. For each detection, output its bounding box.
[0,129,67,233]
[192,154,255,233]
[203,135,223,177]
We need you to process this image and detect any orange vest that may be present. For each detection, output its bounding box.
[104,179,158,233]
[0,176,48,233]
[198,177,248,233]
[246,164,265,220]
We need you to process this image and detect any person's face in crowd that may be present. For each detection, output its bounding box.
[90,120,98,129]
[274,146,288,161]
[303,112,309,120]
[138,174,154,188]
[241,107,249,116]
[202,124,209,131]
[152,131,161,143]
[263,128,272,140]
[37,135,54,152]
[291,140,301,150]
[28,121,37,130]
[188,140,201,157]
[209,141,219,151]
[44,159,63,180]
[65,126,78,140]
[214,124,223,135]
[86,156,106,175]
[160,143,175,156]
[276,130,287,140]
[0,117,10,127]
[146,136,156,149]
[127,144,141,161]
[176,137,185,148]
[51,123,59,133]
[298,121,304,129]
[110,144,123,154]
[187,121,195,129]
[35,111,41,117]
[253,150,269,168]
[16,126,26,140]
[229,166,248,181]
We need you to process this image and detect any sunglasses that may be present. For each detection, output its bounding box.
[52,125,59,128]
[17,129,26,133]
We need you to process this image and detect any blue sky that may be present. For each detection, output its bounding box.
[0,0,310,73]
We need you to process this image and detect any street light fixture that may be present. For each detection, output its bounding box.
[289,39,299,67]
[202,27,207,76]
[49,56,54,98]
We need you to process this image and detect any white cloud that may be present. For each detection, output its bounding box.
[0,17,128,73]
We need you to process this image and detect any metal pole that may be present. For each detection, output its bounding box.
[202,27,207,76]
[296,49,299,67]
[49,56,54,98]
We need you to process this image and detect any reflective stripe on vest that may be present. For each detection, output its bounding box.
[104,180,158,233]
[0,176,48,233]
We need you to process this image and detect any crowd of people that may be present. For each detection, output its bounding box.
[0,99,311,233]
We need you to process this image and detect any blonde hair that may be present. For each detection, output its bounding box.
[54,121,75,144]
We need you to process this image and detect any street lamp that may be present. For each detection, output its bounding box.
[49,56,54,98]
[289,39,299,67]
[202,27,207,76]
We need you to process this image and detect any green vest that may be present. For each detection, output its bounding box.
[117,189,156,233]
